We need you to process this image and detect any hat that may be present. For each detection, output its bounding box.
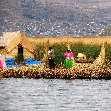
[49,47,52,50]
[67,48,71,51]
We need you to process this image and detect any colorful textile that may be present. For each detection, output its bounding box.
[64,58,73,68]
[64,52,74,58]
[0,58,4,69]
[64,51,74,68]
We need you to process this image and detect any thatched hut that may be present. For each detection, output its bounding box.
[0,31,36,58]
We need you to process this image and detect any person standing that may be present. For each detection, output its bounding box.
[48,47,55,69]
[64,48,74,68]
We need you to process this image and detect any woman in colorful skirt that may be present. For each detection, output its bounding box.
[64,49,74,68]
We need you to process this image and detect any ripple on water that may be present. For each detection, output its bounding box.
[0,78,111,111]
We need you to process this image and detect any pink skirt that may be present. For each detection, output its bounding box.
[0,59,4,69]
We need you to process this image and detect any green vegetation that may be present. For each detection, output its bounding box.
[34,43,45,60]
[34,42,111,66]
[14,54,24,64]
[36,43,102,65]
[52,43,67,66]
[71,44,101,60]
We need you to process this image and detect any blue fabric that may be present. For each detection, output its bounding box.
[5,58,15,67]
[24,58,41,65]
[24,58,34,62]
[5,57,41,66]
[5,58,15,62]
[5,58,21,67]
[6,64,21,67]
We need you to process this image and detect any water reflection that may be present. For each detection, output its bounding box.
[0,78,111,111]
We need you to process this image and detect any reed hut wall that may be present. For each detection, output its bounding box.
[5,46,34,58]
[0,31,36,58]
[0,47,6,56]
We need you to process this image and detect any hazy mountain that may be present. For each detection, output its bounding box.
[0,0,111,37]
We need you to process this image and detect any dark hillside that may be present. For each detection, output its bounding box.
[0,0,111,36]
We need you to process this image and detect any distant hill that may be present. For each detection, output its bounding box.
[0,0,111,37]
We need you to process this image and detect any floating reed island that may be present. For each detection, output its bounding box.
[0,64,111,79]
[0,42,111,80]
[1,31,111,79]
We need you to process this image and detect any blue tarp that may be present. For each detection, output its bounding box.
[24,58,41,65]
[5,57,41,67]
[5,58,15,62]
[5,58,20,67]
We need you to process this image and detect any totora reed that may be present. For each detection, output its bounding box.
[0,42,110,80]
[0,65,111,79]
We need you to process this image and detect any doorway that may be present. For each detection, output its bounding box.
[18,44,23,55]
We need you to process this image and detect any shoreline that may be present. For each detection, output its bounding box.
[0,65,111,79]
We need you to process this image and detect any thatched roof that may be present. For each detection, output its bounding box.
[0,32,15,47]
[0,31,36,53]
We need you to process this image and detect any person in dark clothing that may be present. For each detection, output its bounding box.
[48,47,55,69]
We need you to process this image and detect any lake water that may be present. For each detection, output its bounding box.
[0,78,111,111]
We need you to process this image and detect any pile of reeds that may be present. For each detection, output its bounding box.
[0,65,111,79]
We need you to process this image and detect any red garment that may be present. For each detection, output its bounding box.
[0,58,4,69]
[64,51,74,58]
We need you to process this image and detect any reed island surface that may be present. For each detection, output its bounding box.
[0,64,111,80]
[0,31,111,79]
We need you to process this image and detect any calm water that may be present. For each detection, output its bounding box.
[0,78,111,111]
